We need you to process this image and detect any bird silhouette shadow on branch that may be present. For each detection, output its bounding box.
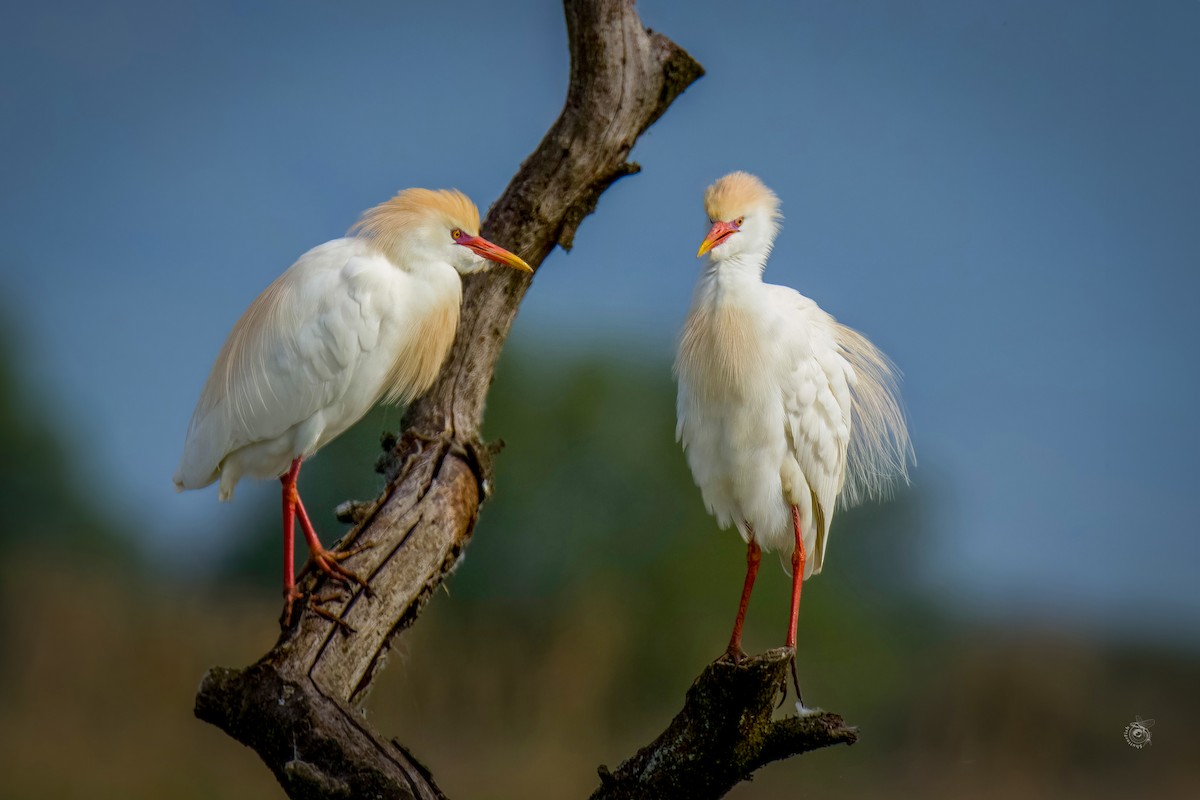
[192,1,854,798]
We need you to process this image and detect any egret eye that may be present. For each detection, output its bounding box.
[735,216,745,227]
[451,228,463,240]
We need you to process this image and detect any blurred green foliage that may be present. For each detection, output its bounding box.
[0,315,137,565]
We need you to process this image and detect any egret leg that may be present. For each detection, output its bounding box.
[722,535,761,663]
[279,458,372,629]
[786,506,807,648]
[293,491,372,592]
[280,459,304,624]
[787,505,807,706]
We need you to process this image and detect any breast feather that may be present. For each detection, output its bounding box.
[677,303,770,405]
[380,293,460,405]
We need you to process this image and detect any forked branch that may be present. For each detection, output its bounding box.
[194,2,851,798]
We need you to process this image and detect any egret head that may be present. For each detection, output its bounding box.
[697,172,782,261]
[353,188,531,274]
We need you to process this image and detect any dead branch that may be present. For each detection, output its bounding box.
[194,2,852,798]
[591,649,858,800]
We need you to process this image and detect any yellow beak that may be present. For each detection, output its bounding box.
[697,220,740,257]
[459,234,533,272]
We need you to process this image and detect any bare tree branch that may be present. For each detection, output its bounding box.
[194,2,852,798]
[591,649,858,800]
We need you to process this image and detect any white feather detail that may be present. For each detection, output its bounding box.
[173,237,462,499]
[675,180,915,581]
[833,323,914,508]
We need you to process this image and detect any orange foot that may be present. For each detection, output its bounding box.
[297,542,374,596]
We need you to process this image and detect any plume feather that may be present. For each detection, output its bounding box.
[836,324,914,508]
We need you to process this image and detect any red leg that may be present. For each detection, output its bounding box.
[279,457,372,628]
[281,459,372,593]
[293,492,327,560]
[786,505,807,650]
[293,493,370,590]
[280,459,304,622]
[786,505,809,707]
[724,535,761,662]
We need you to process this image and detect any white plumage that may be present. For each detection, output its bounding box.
[174,188,530,622]
[174,237,461,499]
[675,172,912,662]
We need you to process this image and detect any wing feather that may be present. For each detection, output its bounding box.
[770,284,912,573]
[771,285,848,573]
[174,239,394,489]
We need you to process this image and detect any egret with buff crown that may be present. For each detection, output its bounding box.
[676,172,913,699]
[175,188,531,624]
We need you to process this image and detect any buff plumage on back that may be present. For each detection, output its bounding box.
[350,188,480,260]
[704,171,782,222]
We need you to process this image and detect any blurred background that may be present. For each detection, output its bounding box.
[1,1,1198,797]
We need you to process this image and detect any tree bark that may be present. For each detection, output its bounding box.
[194,2,853,797]
[591,649,857,800]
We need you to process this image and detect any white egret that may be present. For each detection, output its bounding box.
[675,172,912,679]
[174,188,531,623]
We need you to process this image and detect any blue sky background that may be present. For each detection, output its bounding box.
[2,0,1198,646]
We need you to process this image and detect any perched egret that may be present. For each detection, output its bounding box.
[174,188,531,623]
[675,172,912,679]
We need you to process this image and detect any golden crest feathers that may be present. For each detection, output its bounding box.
[350,188,481,256]
[703,172,782,222]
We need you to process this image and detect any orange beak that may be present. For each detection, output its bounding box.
[697,220,740,257]
[457,234,533,272]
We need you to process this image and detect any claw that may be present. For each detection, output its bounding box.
[282,585,305,628]
[717,646,748,665]
[280,586,356,633]
[297,541,374,597]
[785,648,805,710]
[305,594,356,634]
